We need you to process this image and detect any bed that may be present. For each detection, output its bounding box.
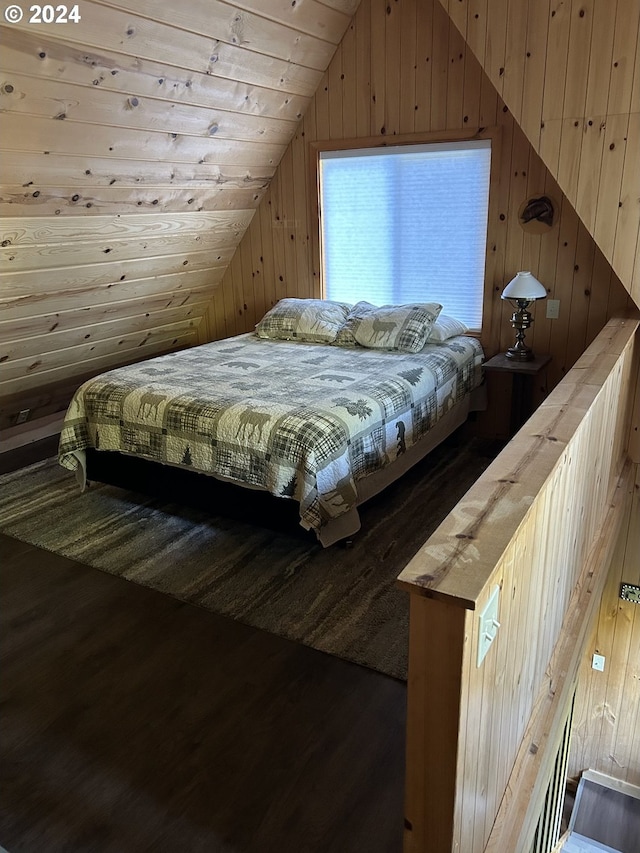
[58,299,485,546]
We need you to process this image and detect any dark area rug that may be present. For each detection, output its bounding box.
[0,434,498,680]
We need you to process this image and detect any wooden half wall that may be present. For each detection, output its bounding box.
[201,0,635,400]
[397,316,639,852]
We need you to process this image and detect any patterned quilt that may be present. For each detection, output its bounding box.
[59,333,484,535]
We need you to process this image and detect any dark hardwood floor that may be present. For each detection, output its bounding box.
[0,439,406,853]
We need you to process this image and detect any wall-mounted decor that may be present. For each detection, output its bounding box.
[518,195,556,233]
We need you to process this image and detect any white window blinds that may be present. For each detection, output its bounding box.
[319,139,491,330]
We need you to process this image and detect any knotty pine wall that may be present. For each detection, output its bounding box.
[202,0,635,399]
[569,459,640,787]
[439,0,640,306]
[0,0,358,433]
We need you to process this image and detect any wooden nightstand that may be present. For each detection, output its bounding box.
[482,352,551,436]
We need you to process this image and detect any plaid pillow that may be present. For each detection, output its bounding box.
[427,314,469,342]
[333,301,377,346]
[354,303,442,353]
[255,298,350,343]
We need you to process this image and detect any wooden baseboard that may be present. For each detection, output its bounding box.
[0,413,64,453]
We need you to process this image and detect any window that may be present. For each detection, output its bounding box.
[318,139,492,331]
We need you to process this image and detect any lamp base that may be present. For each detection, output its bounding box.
[505,344,535,361]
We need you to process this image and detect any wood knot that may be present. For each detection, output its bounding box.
[3,83,14,94]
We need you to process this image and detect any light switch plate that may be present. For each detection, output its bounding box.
[546,299,560,319]
[477,585,500,667]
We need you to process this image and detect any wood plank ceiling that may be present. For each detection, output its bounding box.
[0,0,359,429]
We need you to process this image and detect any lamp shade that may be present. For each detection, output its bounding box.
[501,271,547,301]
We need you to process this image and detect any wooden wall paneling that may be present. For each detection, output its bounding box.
[520,0,550,150]
[500,0,527,124]
[369,0,386,136]
[563,1,594,120]
[413,0,433,135]
[575,116,607,237]
[314,70,331,137]
[484,0,507,98]
[466,0,487,70]
[546,199,581,387]
[399,2,417,134]
[586,248,617,351]
[258,188,277,310]
[340,22,358,139]
[570,462,640,787]
[384,0,401,137]
[291,130,313,300]
[355,0,371,137]
[539,1,570,171]
[613,113,640,297]
[439,0,640,303]
[479,68,498,127]
[430,2,449,131]
[530,170,562,361]
[262,184,285,305]
[302,109,322,294]
[462,43,482,131]
[607,0,640,118]
[499,120,528,347]
[564,224,596,371]
[328,45,344,139]
[584,0,618,118]
[446,24,466,129]
[596,113,632,262]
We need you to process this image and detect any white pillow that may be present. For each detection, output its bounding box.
[427,314,469,342]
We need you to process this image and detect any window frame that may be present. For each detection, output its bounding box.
[310,127,501,346]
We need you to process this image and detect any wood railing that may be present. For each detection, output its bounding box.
[397,317,640,853]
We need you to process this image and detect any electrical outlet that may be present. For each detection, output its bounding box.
[16,408,30,424]
[546,299,560,319]
[592,653,605,672]
[477,585,501,667]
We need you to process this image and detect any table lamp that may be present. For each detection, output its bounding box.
[501,271,547,361]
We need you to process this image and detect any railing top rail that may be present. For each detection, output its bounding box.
[396,317,639,610]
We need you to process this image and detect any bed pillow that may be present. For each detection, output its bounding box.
[255,298,350,343]
[333,300,378,346]
[427,314,469,342]
[354,303,442,353]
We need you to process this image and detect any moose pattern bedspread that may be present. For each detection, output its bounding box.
[59,333,484,536]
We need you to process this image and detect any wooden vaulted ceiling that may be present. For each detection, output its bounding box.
[1,0,638,435]
[0,0,359,429]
